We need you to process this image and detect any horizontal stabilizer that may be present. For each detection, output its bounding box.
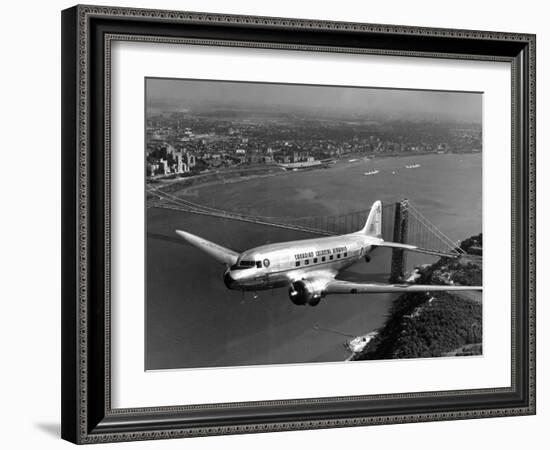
[375,241,419,251]
[175,230,239,266]
[375,241,459,258]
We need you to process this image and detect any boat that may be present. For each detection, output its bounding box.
[348,158,359,163]
[278,160,323,171]
[405,163,421,169]
[363,169,380,176]
[345,331,379,353]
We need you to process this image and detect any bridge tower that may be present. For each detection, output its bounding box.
[389,199,409,283]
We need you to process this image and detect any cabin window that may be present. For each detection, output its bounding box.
[337,254,341,259]
[305,259,310,265]
[256,261,262,269]
[295,261,300,267]
[313,258,318,264]
[329,255,334,260]
[344,252,348,257]
[322,256,326,262]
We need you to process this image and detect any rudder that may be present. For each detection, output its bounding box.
[361,200,382,237]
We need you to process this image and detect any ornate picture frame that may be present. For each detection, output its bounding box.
[61,5,535,444]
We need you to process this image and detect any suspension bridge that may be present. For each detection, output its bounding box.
[147,187,466,281]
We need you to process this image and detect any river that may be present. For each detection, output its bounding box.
[146,152,482,370]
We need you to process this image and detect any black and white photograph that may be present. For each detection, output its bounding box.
[2,0,544,446]
[145,78,483,370]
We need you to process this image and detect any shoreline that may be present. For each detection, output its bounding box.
[148,150,481,199]
[348,240,483,361]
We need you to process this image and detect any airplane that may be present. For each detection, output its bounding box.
[175,200,482,306]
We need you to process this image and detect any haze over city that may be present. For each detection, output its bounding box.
[146,78,482,123]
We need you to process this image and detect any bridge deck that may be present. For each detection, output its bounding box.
[148,189,462,259]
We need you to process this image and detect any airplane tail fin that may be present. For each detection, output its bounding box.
[360,200,382,238]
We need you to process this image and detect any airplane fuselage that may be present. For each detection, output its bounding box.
[223,232,380,291]
[176,199,481,307]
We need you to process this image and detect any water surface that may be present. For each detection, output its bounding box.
[146,153,482,370]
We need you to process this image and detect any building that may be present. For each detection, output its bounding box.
[166,144,176,157]
[176,154,189,174]
[147,163,158,177]
[159,158,169,175]
[186,152,196,169]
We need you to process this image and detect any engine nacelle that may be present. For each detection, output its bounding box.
[288,279,325,306]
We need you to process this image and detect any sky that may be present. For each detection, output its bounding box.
[146,77,482,123]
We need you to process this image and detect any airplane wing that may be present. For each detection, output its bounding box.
[175,230,239,266]
[286,270,480,306]
[323,280,482,295]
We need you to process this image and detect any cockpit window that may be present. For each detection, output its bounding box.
[230,260,257,270]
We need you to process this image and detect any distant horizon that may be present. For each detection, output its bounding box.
[146,78,483,124]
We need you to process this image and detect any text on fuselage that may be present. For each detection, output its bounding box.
[294,246,348,260]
